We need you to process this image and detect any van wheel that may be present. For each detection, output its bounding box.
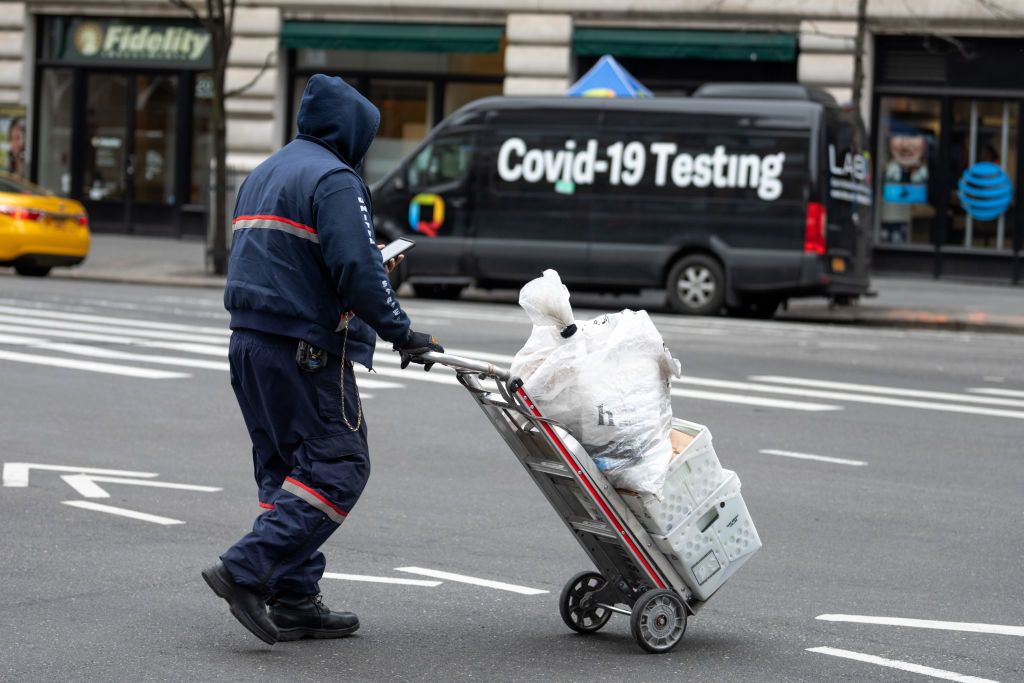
[412,283,465,300]
[15,264,52,277]
[666,255,725,315]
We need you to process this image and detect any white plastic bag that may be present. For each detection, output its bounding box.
[511,270,682,494]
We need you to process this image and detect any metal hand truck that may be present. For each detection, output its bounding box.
[421,351,703,654]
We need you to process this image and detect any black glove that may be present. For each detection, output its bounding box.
[393,330,444,371]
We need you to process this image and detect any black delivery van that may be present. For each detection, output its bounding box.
[371,83,872,316]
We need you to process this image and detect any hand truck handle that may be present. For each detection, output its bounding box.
[417,351,511,382]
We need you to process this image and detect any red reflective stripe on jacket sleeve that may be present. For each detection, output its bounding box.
[233,214,318,235]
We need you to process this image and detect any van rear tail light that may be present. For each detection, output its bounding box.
[0,206,43,221]
[77,214,89,226]
[804,201,826,255]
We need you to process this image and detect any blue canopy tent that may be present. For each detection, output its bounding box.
[566,54,653,98]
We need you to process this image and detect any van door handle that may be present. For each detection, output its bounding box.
[448,197,467,209]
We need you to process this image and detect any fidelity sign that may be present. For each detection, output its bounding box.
[63,19,212,65]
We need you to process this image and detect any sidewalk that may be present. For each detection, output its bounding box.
[12,233,1024,334]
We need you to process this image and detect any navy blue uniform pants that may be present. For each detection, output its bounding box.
[221,329,370,597]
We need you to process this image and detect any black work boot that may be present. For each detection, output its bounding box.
[268,593,360,641]
[201,561,279,645]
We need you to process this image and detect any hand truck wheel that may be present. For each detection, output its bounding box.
[630,589,687,653]
[558,571,612,634]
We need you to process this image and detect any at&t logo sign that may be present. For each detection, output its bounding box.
[958,162,1013,221]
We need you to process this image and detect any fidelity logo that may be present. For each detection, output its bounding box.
[73,21,210,61]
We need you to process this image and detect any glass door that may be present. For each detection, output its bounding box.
[83,73,130,228]
[948,99,1018,250]
[131,73,179,231]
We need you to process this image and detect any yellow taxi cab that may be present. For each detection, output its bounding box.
[0,171,90,277]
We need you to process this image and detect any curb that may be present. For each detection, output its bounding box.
[44,271,226,290]
[779,310,1024,335]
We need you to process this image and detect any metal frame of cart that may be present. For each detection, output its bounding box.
[421,350,705,654]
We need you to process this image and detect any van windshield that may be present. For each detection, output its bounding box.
[408,135,473,189]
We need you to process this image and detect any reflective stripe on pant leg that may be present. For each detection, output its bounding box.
[281,476,348,525]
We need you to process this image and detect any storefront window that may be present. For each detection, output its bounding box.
[367,80,431,183]
[948,99,1018,250]
[875,97,940,246]
[291,42,503,185]
[36,69,73,195]
[443,82,502,118]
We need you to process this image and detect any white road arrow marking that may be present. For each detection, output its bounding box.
[60,474,222,499]
[807,647,997,683]
[395,567,548,595]
[61,501,184,526]
[3,463,158,487]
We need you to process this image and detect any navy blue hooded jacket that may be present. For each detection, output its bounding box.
[225,75,411,368]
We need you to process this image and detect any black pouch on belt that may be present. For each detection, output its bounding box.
[295,340,327,373]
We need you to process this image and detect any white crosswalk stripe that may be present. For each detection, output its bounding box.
[1,298,1021,421]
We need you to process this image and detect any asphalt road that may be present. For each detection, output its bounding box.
[1,277,1022,682]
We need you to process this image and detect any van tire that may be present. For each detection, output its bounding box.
[412,283,465,300]
[666,255,725,315]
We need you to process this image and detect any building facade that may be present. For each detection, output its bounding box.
[3,0,1024,282]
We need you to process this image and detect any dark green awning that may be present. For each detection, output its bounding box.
[574,28,796,62]
[282,22,503,53]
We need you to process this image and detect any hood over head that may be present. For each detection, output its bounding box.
[296,74,380,168]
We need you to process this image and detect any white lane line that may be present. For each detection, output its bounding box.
[443,347,518,365]
[816,614,1024,637]
[2,338,231,371]
[0,322,228,356]
[752,375,1024,409]
[760,449,867,466]
[677,375,1024,420]
[61,500,184,525]
[0,313,228,345]
[806,647,997,683]
[0,332,46,345]
[394,567,548,595]
[371,364,461,386]
[968,387,1024,399]
[0,304,231,335]
[322,572,442,587]
[671,388,841,412]
[0,349,189,379]
[3,463,158,487]
[357,378,404,390]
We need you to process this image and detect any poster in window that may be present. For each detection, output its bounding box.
[0,108,28,179]
[880,127,930,244]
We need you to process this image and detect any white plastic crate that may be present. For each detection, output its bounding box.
[651,470,761,601]
[622,419,727,535]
